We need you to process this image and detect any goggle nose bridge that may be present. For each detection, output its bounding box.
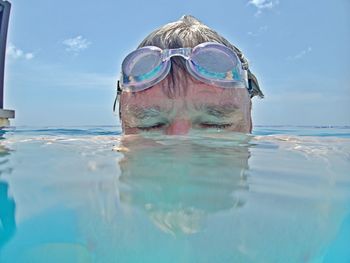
[161,48,192,61]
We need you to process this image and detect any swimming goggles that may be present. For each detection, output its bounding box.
[114,42,260,114]
[118,42,250,92]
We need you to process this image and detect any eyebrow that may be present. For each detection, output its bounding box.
[125,103,239,124]
[194,103,240,118]
[126,105,169,121]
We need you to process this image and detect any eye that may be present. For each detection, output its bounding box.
[138,123,166,131]
[200,123,233,129]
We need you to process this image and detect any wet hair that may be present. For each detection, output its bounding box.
[137,15,264,98]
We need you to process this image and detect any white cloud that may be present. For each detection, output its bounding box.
[287,47,312,60]
[6,43,34,60]
[248,0,279,15]
[62,35,91,53]
[25,53,34,60]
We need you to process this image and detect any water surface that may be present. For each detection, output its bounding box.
[0,126,349,263]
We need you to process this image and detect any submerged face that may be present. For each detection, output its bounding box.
[120,68,252,135]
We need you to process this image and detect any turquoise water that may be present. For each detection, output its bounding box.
[0,126,349,263]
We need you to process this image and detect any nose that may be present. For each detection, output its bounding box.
[165,119,191,135]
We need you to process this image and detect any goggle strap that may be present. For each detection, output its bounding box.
[231,44,263,98]
[113,81,123,119]
[247,69,264,99]
[230,44,249,70]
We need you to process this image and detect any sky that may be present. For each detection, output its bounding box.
[3,0,350,127]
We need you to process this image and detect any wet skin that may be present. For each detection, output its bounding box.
[120,70,252,135]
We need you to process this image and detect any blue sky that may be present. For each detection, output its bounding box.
[4,0,350,126]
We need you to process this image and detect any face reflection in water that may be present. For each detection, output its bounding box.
[117,133,251,235]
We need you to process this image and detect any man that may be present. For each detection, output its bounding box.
[116,15,263,135]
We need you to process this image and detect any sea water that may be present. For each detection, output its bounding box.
[0,126,349,263]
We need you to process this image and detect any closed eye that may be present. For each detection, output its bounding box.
[137,123,166,131]
[200,123,233,129]
[137,123,233,131]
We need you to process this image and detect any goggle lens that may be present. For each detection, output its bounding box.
[126,51,161,76]
[192,48,237,75]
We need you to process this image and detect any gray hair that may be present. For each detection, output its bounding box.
[137,15,264,98]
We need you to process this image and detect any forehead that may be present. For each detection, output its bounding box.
[121,73,250,110]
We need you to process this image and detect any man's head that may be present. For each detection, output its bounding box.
[118,15,263,135]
